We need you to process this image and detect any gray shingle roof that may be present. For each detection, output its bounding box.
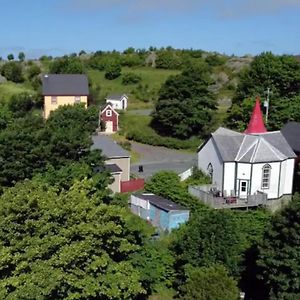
[42,74,89,96]
[135,193,189,212]
[106,94,127,101]
[208,127,296,163]
[91,135,130,158]
[281,122,300,154]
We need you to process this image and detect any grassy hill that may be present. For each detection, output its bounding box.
[88,67,180,109]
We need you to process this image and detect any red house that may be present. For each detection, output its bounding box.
[99,103,119,133]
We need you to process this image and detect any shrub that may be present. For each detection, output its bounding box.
[122,72,141,85]
[104,61,121,80]
[1,61,23,83]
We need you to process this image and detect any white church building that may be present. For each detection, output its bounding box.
[197,99,296,205]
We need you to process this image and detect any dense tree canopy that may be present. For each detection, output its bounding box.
[151,63,217,139]
[179,264,239,300]
[227,52,300,130]
[49,56,85,74]
[0,179,152,299]
[257,194,300,299]
[1,61,23,83]
[0,105,99,187]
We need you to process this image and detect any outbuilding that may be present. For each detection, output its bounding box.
[130,193,190,231]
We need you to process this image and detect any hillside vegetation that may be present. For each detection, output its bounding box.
[1,48,299,150]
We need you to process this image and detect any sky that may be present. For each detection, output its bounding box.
[0,0,299,59]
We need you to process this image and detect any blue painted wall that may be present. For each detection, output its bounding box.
[131,202,189,231]
[169,211,190,230]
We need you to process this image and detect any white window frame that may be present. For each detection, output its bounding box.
[74,96,81,103]
[261,164,271,189]
[106,110,112,117]
[51,96,57,105]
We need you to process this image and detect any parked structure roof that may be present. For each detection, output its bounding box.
[281,122,300,154]
[135,193,189,212]
[91,135,129,158]
[42,74,89,96]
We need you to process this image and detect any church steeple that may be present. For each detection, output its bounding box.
[244,98,267,134]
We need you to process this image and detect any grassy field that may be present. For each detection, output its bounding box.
[87,67,180,109]
[0,82,35,102]
[117,113,201,151]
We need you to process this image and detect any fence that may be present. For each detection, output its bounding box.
[121,178,145,193]
[189,185,267,209]
[179,167,193,181]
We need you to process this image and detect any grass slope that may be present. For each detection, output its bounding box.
[0,82,35,102]
[88,67,180,109]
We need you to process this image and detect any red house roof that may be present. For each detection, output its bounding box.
[245,98,267,134]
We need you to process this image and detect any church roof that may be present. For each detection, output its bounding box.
[208,127,296,163]
[244,98,267,134]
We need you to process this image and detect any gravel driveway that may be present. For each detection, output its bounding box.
[130,142,197,179]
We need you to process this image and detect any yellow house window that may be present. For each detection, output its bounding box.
[75,96,81,103]
[51,96,57,104]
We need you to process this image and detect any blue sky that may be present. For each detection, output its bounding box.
[0,0,299,58]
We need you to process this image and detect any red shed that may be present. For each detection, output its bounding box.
[99,103,119,133]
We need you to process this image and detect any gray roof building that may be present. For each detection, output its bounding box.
[202,127,296,163]
[281,122,300,154]
[106,93,128,101]
[135,193,188,212]
[42,74,89,96]
[91,135,129,158]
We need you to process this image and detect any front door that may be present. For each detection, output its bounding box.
[105,121,113,133]
[239,180,248,199]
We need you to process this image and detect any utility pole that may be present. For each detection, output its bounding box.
[264,87,271,124]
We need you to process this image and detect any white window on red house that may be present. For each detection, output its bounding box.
[51,96,57,104]
[75,96,81,103]
[106,110,112,117]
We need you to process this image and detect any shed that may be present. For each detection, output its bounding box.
[130,193,190,231]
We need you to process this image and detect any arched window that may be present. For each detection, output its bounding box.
[261,164,271,189]
[207,163,213,179]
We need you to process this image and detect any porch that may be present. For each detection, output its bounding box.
[188,184,267,209]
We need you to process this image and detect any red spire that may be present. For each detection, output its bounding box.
[244,98,267,134]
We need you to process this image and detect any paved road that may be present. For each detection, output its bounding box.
[130,142,197,179]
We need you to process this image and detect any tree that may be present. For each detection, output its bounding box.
[49,56,84,74]
[104,60,121,80]
[256,194,300,299]
[0,61,23,82]
[18,51,25,61]
[171,210,243,278]
[7,92,38,117]
[179,265,239,300]
[0,179,151,299]
[226,52,300,131]
[155,50,182,69]
[145,171,207,212]
[151,63,217,139]
[131,241,175,295]
[7,53,14,61]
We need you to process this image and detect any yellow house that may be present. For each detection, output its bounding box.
[42,74,89,119]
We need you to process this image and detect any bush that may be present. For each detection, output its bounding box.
[104,61,121,80]
[1,61,23,83]
[122,72,141,85]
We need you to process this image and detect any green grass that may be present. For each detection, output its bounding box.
[0,82,35,102]
[118,113,200,151]
[87,67,180,108]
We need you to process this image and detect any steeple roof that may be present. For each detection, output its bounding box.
[245,98,267,134]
